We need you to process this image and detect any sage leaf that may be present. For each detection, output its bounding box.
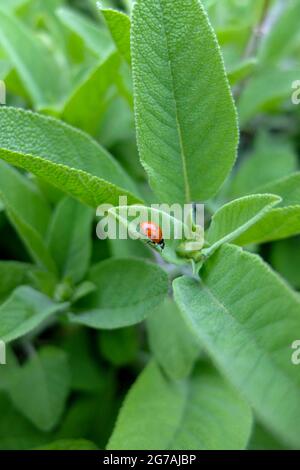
[0,8,66,108]
[34,439,98,450]
[0,394,50,450]
[229,174,300,246]
[235,207,300,246]
[0,261,39,303]
[0,161,56,272]
[254,173,300,208]
[259,0,300,65]
[99,327,139,367]
[238,68,299,126]
[101,8,131,65]
[8,347,71,431]
[147,298,199,380]
[0,286,68,343]
[0,107,141,207]
[56,6,113,59]
[47,196,93,283]
[69,258,168,329]
[62,53,121,136]
[205,194,281,255]
[63,330,105,393]
[271,237,300,290]
[108,360,252,450]
[107,204,200,265]
[174,244,300,448]
[230,133,297,199]
[132,0,238,203]
[228,58,256,86]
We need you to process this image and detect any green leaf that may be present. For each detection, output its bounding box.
[0,261,38,303]
[56,6,113,58]
[234,206,300,246]
[248,423,288,450]
[0,58,12,78]
[255,173,300,208]
[147,298,199,380]
[71,281,97,303]
[0,347,19,391]
[0,160,56,272]
[173,244,300,448]
[109,237,152,260]
[69,258,168,329]
[0,286,68,343]
[99,327,139,366]
[101,8,131,64]
[231,173,300,245]
[205,194,280,255]
[56,396,100,440]
[0,393,51,450]
[227,58,256,85]
[0,107,141,207]
[216,23,249,49]
[27,0,68,55]
[27,269,57,299]
[62,53,120,136]
[107,204,202,266]
[238,68,299,126]
[0,161,51,236]
[230,133,298,198]
[8,346,71,431]
[63,329,105,393]
[271,237,300,290]
[108,360,252,450]
[110,135,146,181]
[35,439,98,450]
[0,0,29,12]
[47,196,93,283]
[0,161,52,235]
[0,8,66,108]
[230,172,300,245]
[259,0,300,65]
[97,96,134,147]
[3,203,56,273]
[56,384,117,448]
[131,0,238,204]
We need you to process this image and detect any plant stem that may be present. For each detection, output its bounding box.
[21,340,36,359]
[242,0,271,60]
[234,0,272,101]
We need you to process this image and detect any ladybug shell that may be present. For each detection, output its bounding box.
[140,221,163,244]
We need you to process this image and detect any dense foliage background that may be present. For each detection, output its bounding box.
[0,0,300,450]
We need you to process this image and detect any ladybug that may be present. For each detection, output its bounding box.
[140,221,165,249]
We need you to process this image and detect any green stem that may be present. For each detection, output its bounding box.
[234,0,271,100]
[243,0,271,60]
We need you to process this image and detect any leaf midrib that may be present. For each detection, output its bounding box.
[167,380,208,450]
[0,147,141,207]
[207,196,280,254]
[158,0,191,203]
[237,206,300,245]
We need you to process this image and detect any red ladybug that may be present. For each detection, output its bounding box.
[140,221,165,249]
